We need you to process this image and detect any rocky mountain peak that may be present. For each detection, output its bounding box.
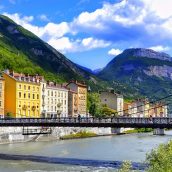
[122,48,172,62]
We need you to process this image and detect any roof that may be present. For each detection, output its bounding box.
[66,80,87,87]
[3,70,44,84]
[46,82,68,91]
[99,90,123,97]
[68,89,77,94]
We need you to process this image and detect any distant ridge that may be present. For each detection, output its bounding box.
[98,48,172,99]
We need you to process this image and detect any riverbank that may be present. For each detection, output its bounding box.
[60,131,97,140]
[0,126,112,144]
[123,128,153,134]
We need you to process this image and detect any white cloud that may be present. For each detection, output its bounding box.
[38,14,49,22]
[48,37,110,53]
[108,48,122,56]
[3,13,70,39]
[40,22,70,39]
[4,0,172,54]
[149,45,170,52]
[81,37,110,49]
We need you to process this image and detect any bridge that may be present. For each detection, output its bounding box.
[0,117,172,128]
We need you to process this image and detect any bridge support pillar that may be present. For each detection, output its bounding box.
[153,128,165,135]
[111,128,122,134]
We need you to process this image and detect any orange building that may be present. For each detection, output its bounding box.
[0,77,5,118]
[68,90,78,117]
[66,81,87,117]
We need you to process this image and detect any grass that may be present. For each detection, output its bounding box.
[124,128,153,134]
[60,131,97,140]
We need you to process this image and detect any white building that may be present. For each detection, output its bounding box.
[40,82,68,118]
[100,90,123,116]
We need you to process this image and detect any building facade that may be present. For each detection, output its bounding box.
[0,78,5,118]
[40,82,68,118]
[66,81,87,117]
[100,90,123,116]
[3,71,42,118]
[148,102,168,117]
[68,90,78,117]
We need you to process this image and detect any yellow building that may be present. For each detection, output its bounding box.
[3,70,43,118]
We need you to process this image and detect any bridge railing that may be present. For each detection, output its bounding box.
[1,117,172,125]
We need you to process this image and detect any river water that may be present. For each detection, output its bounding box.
[0,130,172,172]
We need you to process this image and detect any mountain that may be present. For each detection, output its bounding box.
[98,48,172,99]
[0,14,107,91]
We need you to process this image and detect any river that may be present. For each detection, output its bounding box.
[0,130,172,172]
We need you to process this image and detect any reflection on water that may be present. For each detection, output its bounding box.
[0,130,172,171]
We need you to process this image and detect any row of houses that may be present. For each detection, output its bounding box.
[99,90,167,117]
[0,70,87,118]
[124,99,168,117]
[0,70,167,118]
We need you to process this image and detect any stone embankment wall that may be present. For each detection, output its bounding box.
[0,127,112,144]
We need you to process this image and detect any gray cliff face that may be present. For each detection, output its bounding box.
[123,48,172,61]
[144,65,172,80]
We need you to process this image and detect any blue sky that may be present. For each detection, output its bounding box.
[0,0,172,69]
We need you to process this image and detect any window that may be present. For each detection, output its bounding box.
[61,93,63,97]
[51,98,53,104]
[51,91,53,96]
[37,87,39,91]
[18,101,21,107]
[48,91,50,96]
[19,92,21,98]
[51,106,53,111]
[37,94,39,99]
[28,93,30,99]
[65,100,66,105]
[24,85,26,90]
[0,91,2,98]
[0,101,2,107]
[33,86,35,91]
[58,92,60,97]
[28,86,30,90]
[19,84,21,89]
[0,83,2,89]
[55,106,56,111]
[33,94,35,99]
[24,93,26,98]
[55,92,57,97]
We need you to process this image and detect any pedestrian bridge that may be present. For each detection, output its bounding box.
[0,117,172,128]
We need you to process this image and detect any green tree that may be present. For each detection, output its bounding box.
[87,93,102,117]
[101,104,117,117]
[6,112,13,118]
[117,161,133,172]
[146,140,172,172]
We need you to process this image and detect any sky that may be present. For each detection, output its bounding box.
[0,0,172,70]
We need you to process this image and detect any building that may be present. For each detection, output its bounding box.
[68,90,78,117]
[66,81,87,117]
[148,102,168,117]
[40,82,68,118]
[3,70,43,118]
[99,90,123,116]
[123,102,132,116]
[0,77,5,118]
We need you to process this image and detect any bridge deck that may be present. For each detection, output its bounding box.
[0,117,172,128]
